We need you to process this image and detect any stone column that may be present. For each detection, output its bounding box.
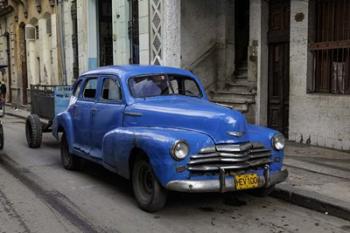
[113,0,131,65]
[138,0,150,65]
[249,0,269,125]
[162,0,181,67]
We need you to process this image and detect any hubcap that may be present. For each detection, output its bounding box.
[139,164,154,197]
[62,139,71,166]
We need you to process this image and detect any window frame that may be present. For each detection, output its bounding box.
[80,77,99,101]
[98,76,124,104]
[308,0,350,95]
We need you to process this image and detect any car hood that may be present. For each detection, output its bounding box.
[124,96,248,143]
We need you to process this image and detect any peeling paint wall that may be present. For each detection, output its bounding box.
[289,0,350,150]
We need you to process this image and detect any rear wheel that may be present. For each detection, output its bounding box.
[25,114,42,148]
[61,133,80,170]
[132,159,167,212]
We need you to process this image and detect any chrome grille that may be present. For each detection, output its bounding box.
[188,142,272,172]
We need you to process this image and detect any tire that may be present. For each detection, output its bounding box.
[132,159,167,212]
[25,114,42,148]
[250,185,275,197]
[61,133,81,171]
[0,124,4,150]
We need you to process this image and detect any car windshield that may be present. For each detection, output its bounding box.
[129,75,202,98]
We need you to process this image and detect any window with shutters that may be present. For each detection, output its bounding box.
[309,0,350,94]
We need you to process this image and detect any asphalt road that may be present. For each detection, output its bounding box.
[0,115,349,233]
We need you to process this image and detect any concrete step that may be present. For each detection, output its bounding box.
[210,93,255,104]
[226,80,257,89]
[212,86,254,96]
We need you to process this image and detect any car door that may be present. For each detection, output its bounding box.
[72,77,99,155]
[90,76,125,163]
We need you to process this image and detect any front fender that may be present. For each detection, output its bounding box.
[52,112,74,153]
[247,124,284,171]
[102,127,214,187]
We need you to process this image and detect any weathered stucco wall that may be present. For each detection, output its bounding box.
[289,0,350,150]
[180,0,218,89]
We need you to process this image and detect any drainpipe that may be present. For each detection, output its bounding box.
[56,0,67,85]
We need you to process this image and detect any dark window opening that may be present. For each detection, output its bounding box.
[129,0,139,64]
[101,78,122,101]
[98,0,113,66]
[309,0,350,94]
[235,0,250,74]
[83,78,98,99]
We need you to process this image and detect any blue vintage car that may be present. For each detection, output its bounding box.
[53,65,288,212]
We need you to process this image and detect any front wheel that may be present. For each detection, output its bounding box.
[61,133,81,170]
[132,159,167,212]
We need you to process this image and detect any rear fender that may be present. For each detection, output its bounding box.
[52,112,74,153]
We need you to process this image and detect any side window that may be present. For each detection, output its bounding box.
[101,78,122,102]
[72,80,82,98]
[82,78,98,99]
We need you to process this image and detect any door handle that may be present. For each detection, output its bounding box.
[91,108,97,116]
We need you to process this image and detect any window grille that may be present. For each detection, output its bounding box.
[25,26,36,41]
[46,17,52,36]
[309,0,350,94]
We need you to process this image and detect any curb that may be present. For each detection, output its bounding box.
[271,184,350,222]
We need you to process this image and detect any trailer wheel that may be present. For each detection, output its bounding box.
[25,114,42,148]
[0,124,4,150]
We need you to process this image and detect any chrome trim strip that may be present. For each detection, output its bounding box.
[227,131,245,137]
[124,111,143,117]
[188,158,272,172]
[188,157,250,165]
[216,143,252,152]
[199,146,216,154]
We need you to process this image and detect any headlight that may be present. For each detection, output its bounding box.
[171,141,189,160]
[272,134,285,151]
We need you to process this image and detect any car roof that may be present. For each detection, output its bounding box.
[80,65,194,79]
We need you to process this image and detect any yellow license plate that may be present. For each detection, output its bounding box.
[235,174,259,190]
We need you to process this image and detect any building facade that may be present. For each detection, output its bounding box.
[0,0,60,105]
[0,0,349,151]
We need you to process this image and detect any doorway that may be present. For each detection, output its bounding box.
[129,0,139,64]
[267,0,290,137]
[235,0,250,75]
[98,0,113,66]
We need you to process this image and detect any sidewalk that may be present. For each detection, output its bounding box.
[4,106,350,221]
[272,142,350,221]
[5,104,29,120]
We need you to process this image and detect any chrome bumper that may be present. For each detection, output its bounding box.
[166,168,288,193]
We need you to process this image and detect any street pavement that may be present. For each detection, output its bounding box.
[0,114,349,232]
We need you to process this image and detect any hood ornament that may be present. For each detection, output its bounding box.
[227,131,244,137]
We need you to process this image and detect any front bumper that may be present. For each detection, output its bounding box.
[166,167,288,193]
